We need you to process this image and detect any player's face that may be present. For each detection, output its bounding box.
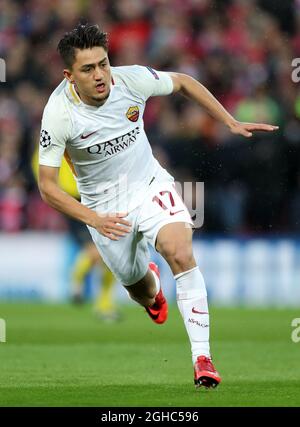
[64,46,112,107]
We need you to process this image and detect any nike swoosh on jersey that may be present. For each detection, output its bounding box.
[169,209,184,216]
[81,131,97,139]
[192,307,208,314]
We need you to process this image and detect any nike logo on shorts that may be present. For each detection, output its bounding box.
[169,209,184,216]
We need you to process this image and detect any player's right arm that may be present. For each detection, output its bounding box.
[38,166,130,240]
[38,100,131,241]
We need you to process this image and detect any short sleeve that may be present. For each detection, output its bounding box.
[39,99,72,168]
[112,65,174,101]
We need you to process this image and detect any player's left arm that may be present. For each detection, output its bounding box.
[168,72,279,137]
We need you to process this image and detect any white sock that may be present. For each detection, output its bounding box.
[175,266,210,364]
[150,267,161,295]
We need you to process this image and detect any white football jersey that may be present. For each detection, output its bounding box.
[39,65,174,212]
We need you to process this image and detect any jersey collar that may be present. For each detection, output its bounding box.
[69,82,81,105]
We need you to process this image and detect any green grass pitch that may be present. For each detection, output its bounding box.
[0,303,299,407]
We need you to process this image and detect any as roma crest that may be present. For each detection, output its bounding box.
[126,106,139,122]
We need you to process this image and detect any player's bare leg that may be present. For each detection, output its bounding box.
[125,270,157,307]
[124,223,195,307]
[155,222,221,389]
[155,222,196,274]
[124,263,168,324]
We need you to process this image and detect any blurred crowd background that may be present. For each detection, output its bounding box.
[1,0,300,236]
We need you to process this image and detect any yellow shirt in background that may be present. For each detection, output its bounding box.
[32,147,80,199]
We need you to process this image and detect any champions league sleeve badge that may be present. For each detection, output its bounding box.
[40,129,52,148]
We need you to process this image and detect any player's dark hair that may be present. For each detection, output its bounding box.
[57,23,108,68]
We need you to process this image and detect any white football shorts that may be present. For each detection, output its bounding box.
[87,179,194,286]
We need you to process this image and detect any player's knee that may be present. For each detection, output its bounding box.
[159,241,194,272]
[172,247,194,271]
[157,240,177,260]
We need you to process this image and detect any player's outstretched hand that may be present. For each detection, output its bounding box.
[229,120,279,138]
[95,212,131,241]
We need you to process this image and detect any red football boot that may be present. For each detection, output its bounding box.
[194,356,221,389]
[145,262,168,324]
